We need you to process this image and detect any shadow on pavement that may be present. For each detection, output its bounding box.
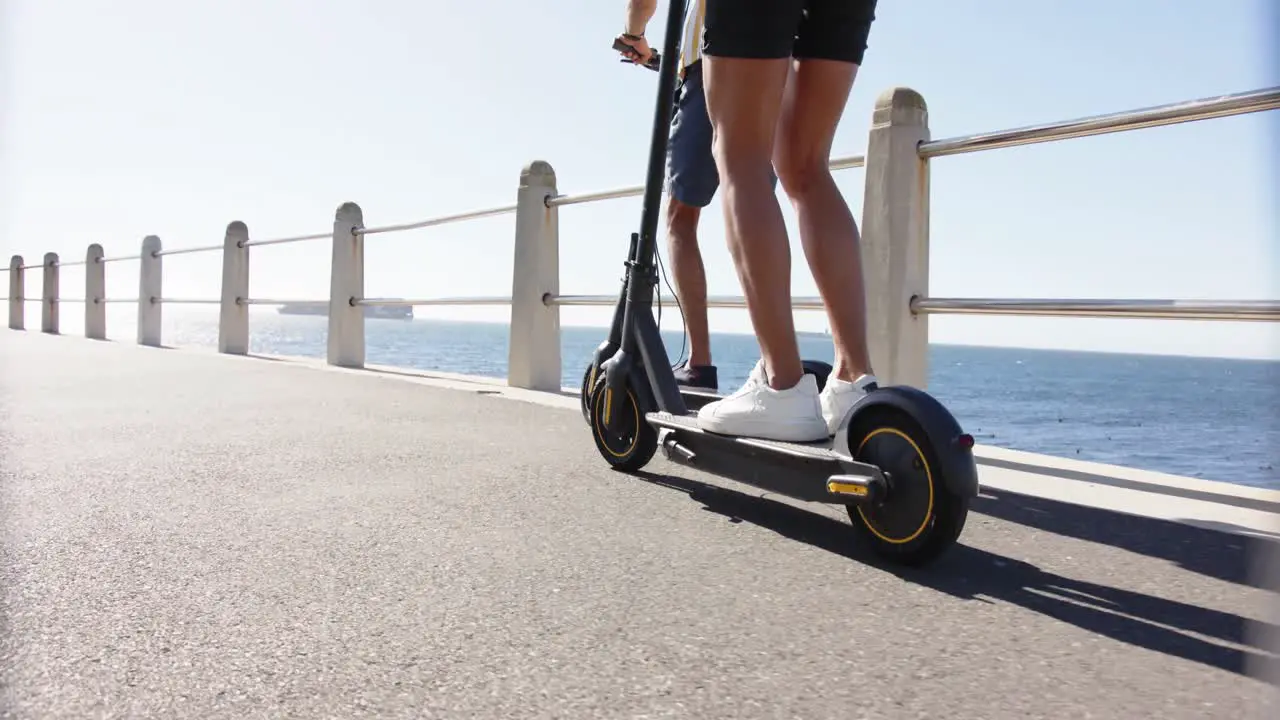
[361,365,581,401]
[973,488,1276,589]
[242,353,297,363]
[634,470,1278,680]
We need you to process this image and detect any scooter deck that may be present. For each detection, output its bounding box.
[645,412,885,505]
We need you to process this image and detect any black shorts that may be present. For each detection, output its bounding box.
[701,0,878,65]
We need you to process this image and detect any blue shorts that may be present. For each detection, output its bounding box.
[667,61,778,208]
[667,62,718,208]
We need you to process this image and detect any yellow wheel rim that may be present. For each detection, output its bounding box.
[855,427,935,544]
[593,385,641,459]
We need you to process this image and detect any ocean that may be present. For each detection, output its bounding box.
[137,309,1280,491]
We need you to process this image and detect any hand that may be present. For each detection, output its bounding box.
[614,33,653,67]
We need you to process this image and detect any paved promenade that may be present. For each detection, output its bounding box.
[2,331,1277,718]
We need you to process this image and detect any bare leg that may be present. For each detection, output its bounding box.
[774,59,873,383]
[701,56,802,390]
[664,195,711,367]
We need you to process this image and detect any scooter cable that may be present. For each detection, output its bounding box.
[654,246,689,369]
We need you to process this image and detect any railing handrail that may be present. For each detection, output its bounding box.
[242,231,331,249]
[921,86,1280,158]
[97,254,142,264]
[545,294,1279,322]
[356,204,519,237]
[355,296,515,307]
[154,243,224,258]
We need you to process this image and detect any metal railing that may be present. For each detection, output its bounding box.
[544,294,1280,322]
[241,231,330,249]
[357,205,519,236]
[354,296,518,307]
[919,86,1280,158]
[5,85,1278,388]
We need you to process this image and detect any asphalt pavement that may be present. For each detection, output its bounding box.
[2,332,1276,718]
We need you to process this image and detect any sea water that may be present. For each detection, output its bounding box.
[137,310,1280,490]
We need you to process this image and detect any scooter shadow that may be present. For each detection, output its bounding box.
[630,469,1279,679]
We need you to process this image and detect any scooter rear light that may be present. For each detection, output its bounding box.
[956,433,975,450]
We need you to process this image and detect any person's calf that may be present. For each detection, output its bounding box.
[665,197,714,370]
[777,160,874,382]
[715,164,805,390]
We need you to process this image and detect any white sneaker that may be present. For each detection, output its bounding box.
[819,373,879,436]
[696,360,829,443]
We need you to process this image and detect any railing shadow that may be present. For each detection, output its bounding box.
[632,470,1279,679]
[241,353,294,364]
[39,334,179,350]
[972,487,1276,588]
[360,364,581,401]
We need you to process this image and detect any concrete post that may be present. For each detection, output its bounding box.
[860,87,931,389]
[85,244,106,339]
[8,255,23,330]
[507,160,561,391]
[327,202,365,368]
[41,252,59,334]
[137,235,163,346]
[219,221,250,354]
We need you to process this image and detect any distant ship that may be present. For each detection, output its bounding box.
[276,302,413,320]
[797,327,831,339]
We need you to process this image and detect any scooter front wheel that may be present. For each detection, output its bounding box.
[587,375,659,472]
[580,362,598,424]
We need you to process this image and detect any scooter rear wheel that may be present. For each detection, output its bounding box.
[843,405,969,566]
[587,375,659,472]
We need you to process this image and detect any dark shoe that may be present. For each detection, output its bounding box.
[674,361,718,391]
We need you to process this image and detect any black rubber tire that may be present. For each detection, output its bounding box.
[587,375,659,473]
[801,359,833,392]
[580,362,598,424]
[843,405,969,566]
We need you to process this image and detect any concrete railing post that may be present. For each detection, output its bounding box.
[85,244,106,339]
[860,87,931,389]
[327,203,365,368]
[219,221,250,354]
[8,256,24,330]
[137,235,163,346]
[41,253,59,334]
[507,161,560,391]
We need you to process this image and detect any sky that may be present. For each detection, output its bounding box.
[1,0,1277,359]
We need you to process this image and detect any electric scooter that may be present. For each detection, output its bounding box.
[582,1,978,566]
[583,35,839,415]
